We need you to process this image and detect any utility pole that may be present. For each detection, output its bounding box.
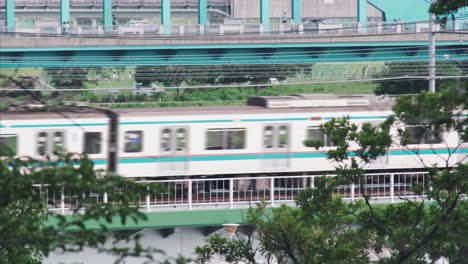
[62,102,119,175]
[428,0,437,93]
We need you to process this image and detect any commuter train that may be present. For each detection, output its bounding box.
[0,94,466,179]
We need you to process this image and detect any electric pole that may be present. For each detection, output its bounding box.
[428,0,436,93]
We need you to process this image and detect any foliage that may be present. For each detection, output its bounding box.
[430,0,468,16]
[374,62,463,95]
[196,88,468,263]
[44,68,88,89]
[0,154,173,263]
[134,64,312,97]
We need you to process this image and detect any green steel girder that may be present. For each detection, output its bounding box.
[0,44,466,69]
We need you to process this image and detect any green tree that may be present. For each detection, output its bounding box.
[134,64,311,98]
[430,0,468,16]
[196,88,467,263]
[0,154,175,263]
[45,68,88,89]
[374,62,464,95]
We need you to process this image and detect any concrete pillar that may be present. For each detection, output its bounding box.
[161,0,171,34]
[291,0,301,24]
[60,0,70,27]
[357,0,367,33]
[260,0,270,32]
[198,0,207,26]
[5,0,15,32]
[103,0,112,31]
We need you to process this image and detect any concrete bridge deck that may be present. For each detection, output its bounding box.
[1,31,466,68]
[0,31,465,50]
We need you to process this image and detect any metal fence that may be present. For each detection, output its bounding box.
[4,20,466,36]
[34,172,430,214]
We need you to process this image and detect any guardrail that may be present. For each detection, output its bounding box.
[34,171,429,214]
[2,20,466,36]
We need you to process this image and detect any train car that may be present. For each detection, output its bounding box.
[0,94,466,179]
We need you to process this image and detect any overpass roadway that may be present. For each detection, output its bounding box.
[1,31,466,68]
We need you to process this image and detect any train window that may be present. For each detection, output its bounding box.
[227,130,246,149]
[278,126,288,148]
[124,131,143,153]
[305,127,332,147]
[52,131,65,153]
[206,130,224,150]
[37,132,48,155]
[176,128,186,151]
[205,128,246,150]
[0,134,17,156]
[406,126,442,144]
[84,132,102,154]
[263,126,274,149]
[161,128,171,152]
[36,131,65,156]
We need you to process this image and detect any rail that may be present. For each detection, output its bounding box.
[34,171,430,215]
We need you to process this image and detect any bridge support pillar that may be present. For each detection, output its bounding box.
[5,0,15,32]
[291,0,301,24]
[198,0,207,29]
[60,0,70,31]
[161,0,171,34]
[357,0,367,33]
[103,0,113,32]
[260,0,270,32]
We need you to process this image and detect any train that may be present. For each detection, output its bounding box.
[0,94,466,179]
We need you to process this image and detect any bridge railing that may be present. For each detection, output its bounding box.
[3,19,466,36]
[34,171,430,214]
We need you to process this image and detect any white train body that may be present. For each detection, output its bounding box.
[1,94,466,178]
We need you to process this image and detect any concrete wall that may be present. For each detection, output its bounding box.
[232,0,382,20]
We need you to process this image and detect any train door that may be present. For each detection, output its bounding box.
[160,127,189,173]
[262,124,290,170]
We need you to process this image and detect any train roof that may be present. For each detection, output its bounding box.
[0,94,394,120]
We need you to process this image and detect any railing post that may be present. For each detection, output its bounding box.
[60,187,65,214]
[103,192,108,204]
[351,183,355,201]
[310,176,315,189]
[229,178,234,209]
[146,186,150,212]
[219,24,224,35]
[199,24,205,34]
[377,22,382,33]
[270,177,275,207]
[396,23,402,33]
[298,23,304,34]
[390,173,395,203]
[188,180,193,210]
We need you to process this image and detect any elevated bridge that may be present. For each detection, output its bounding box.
[1,29,466,68]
